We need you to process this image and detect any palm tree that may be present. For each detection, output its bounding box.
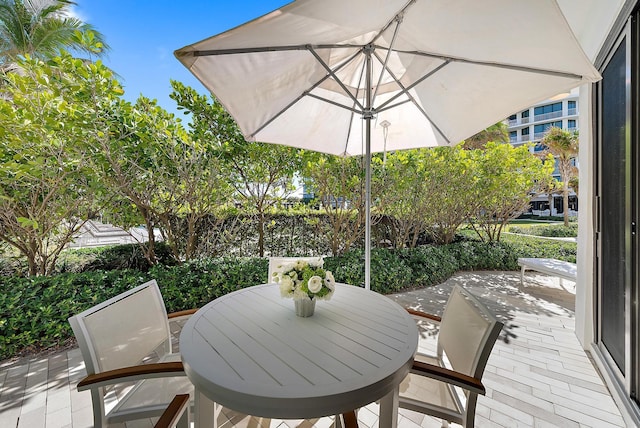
[462,121,509,150]
[0,0,107,71]
[541,126,579,226]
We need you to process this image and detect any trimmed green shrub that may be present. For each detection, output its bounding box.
[509,224,577,238]
[0,270,146,359]
[56,242,176,273]
[0,235,577,361]
[536,224,578,237]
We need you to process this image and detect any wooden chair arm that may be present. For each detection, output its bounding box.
[155,394,190,428]
[341,410,359,427]
[167,308,198,319]
[411,360,485,395]
[405,308,441,323]
[77,362,185,391]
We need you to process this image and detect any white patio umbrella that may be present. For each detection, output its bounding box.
[175,0,600,290]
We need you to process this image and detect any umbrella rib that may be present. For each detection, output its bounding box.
[372,10,405,104]
[306,93,362,114]
[384,47,585,80]
[248,47,365,139]
[371,54,451,144]
[344,54,368,157]
[369,0,417,46]
[374,57,449,111]
[376,98,412,113]
[190,44,369,57]
[307,46,365,111]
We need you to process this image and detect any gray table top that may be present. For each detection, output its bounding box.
[180,283,418,418]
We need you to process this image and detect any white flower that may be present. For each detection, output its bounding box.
[277,258,336,301]
[307,275,323,293]
[293,288,310,301]
[279,276,295,297]
[271,271,281,283]
[309,257,324,268]
[324,271,335,291]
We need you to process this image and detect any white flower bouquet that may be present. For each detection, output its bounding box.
[273,258,336,301]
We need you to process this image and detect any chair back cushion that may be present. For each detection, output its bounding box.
[267,256,324,282]
[69,280,171,375]
[437,286,502,378]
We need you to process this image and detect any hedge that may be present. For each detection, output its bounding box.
[0,237,576,361]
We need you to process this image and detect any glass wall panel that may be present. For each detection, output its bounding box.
[599,38,628,374]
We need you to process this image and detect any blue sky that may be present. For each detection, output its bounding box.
[74,1,289,115]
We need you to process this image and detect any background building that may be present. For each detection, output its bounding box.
[507,88,579,216]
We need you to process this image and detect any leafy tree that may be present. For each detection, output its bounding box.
[88,97,169,265]
[419,146,478,244]
[170,82,303,257]
[91,96,233,264]
[375,150,431,249]
[0,0,108,71]
[304,154,367,255]
[470,142,554,242]
[375,147,478,246]
[541,126,579,226]
[0,52,121,275]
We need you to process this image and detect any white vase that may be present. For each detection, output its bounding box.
[294,298,316,317]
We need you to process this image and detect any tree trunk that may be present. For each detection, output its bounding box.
[27,254,37,276]
[142,213,157,265]
[186,216,197,261]
[257,211,265,257]
[563,183,570,227]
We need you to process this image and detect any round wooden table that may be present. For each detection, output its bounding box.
[180,283,418,427]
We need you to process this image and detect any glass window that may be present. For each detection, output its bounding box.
[522,110,530,118]
[508,114,516,120]
[534,102,562,115]
[509,131,517,138]
[568,100,576,109]
[568,119,577,129]
[522,127,530,135]
[534,121,562,133]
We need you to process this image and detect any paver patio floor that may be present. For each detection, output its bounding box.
[0,271,627,427]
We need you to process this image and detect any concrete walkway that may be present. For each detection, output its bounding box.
[0,271,626,427]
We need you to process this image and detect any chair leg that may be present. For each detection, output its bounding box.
[339,410,359,428]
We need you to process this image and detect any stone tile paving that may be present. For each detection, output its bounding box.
[0,271,627,427]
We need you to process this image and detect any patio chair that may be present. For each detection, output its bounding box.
[267,256,324,282]
[155,394,190,428]
[68,280,197,428]
[400,285,503,428]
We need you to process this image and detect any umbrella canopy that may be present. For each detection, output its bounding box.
[175,0,600,289]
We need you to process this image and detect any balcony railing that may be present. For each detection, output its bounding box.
[508,117,530,126]
[567,107,577,115]
[510,135,532,144]
[533,132,546,140]
[533,110,563,121]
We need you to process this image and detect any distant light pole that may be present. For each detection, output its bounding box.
[380,120,391,165]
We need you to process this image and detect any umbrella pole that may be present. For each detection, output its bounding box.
[364,45,373,291]
[365,115,372,291]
